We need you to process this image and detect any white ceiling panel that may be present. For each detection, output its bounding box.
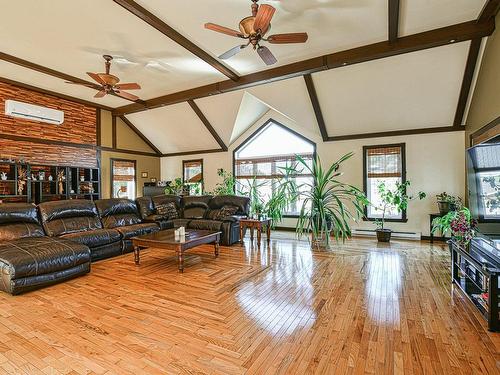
[136,0,388,75]
[400,0,486,36]
[313,42,470,136]
[126,103,220,153]
[0,0,225,102]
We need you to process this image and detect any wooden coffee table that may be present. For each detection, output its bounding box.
[132,229,221,272]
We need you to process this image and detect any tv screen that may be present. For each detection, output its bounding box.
[467,140,500,241]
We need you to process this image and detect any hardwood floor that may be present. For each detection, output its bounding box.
[0,235,499,374]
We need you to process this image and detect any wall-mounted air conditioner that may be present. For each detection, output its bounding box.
[4,100,64,125]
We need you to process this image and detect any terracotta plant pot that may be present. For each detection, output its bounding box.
[376,229,392,242]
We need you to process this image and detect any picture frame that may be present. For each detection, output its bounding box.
[141,172,148,178]
[150,178,157,183]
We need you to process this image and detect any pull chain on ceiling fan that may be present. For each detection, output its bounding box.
[66,55,142,101]
[205,0,308,66]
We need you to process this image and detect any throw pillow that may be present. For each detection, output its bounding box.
[156,202,179,220]
[213,205,239,220]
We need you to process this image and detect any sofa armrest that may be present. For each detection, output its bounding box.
[143,214,168,222]
[221,215,247,223]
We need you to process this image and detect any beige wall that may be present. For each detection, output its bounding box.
[100,110,160,198]
[465,13,500,140]
[161,110,465,236]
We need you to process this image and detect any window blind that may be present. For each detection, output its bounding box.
[112,161,135,182]
[366,146,402,178]
[235,153,313,180]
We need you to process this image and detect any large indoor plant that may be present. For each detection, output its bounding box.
[432,206,477,245]
[288,153,368,248]
[374,181,426,242]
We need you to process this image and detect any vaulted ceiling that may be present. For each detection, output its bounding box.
[0,0,497,155]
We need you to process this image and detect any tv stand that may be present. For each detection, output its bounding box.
[450,238,500,331]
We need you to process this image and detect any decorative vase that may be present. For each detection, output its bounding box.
[376,229,392,242]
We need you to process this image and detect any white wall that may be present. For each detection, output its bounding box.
[162,111,465,236]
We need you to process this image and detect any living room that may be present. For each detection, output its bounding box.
[0,1,499,374]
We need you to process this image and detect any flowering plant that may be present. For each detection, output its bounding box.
[432,207,477,244]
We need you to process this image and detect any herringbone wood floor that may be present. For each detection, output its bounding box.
[0,235,499,374]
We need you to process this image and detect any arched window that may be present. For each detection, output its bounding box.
[234,120,315,216]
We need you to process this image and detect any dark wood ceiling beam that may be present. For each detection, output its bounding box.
[112,0,239,81]
[453,38,482,127]
[120,115,162,155]
[327,126,463,142]
[388,0,400,43]
[303,74,329,142]
[114,19,495,116]
[188,100,228,151]
[0,76,114,111]
[161,148,226,158]
[478,0,500,22]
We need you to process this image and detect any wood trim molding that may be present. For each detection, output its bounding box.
[303,74,329,142]
[112,115,117,149]
[454,38,482,127]
[187,100,228,151]
[96,109,102,146]
[112,0,239,81]
[161,148,227,158]
[100,146,159,157]
[388,0,400,43]
[470,115,500,145]
[113,19,495,115]
[326,126,464,142]
[0,76,114,111]
[0,133,96,149]
[478,0,500,22]
[120,115,162,155]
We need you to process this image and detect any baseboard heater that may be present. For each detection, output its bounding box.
[352,229,421,240]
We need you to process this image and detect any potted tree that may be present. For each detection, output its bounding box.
[288,153,368,248]
[374,181,426,242]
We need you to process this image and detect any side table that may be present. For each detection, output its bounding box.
[239,218,272,247]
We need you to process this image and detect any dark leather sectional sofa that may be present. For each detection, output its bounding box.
[0,194,249,295]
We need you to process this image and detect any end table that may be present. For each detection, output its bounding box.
[239,218,272,247]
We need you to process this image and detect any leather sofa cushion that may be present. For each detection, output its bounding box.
[208,195,250,216]
[0,237,90,280]
[0,223,45,241]
[188,219,223,232]
[115,223,159,240]
[0,203,40,225]
[171,218,191,228]
[95,199,139,217]
[101,214,141,229]
[61,228,121,248]
[39,200,102,237]
[182,195,212,219]
[207,205,239,221]
[136,196,154,220]
[152,195,181,211]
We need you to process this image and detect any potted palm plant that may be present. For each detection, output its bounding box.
[288,153,368,248]
[374,181,426,242]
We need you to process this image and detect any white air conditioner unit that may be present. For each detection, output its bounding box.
[4,100,64,125]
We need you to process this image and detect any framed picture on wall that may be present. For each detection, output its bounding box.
[141,172,148,178]
[150,178,157,183]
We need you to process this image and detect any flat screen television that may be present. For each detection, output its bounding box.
[466,136,500,246]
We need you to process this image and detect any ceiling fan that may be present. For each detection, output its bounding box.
[204,0,308,66]
[66,55,141,101]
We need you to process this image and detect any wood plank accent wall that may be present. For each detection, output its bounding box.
[0,81,98,168]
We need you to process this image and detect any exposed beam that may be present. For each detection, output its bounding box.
[388,0,400,43]
[0,76,114,111]
[303,74,329,142]
[478,0,500,22]
[96,109,102,146]
[114,19,495,116]
[326,126,463,142]
[187,100,228,151]
[99,146,160,157]
[453,38,482,127]
[112,115,117,149]
[120,115,162,155]
[112,0,239,81]
[161,148,226,158]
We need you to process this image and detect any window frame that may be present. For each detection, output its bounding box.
[182,158,204,195]
[232,119,317,218]
[362,143,407,223]
[110,158,137,199]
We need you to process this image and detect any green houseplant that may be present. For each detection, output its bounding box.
[432,206,477,245]
[374,181,426,242]
[164,177,184,195]
[210,169,236,196]
[436,192,462,215]
[288,153,368,248]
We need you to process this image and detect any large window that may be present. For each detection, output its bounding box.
[234,120,315,216]
[183,159,203,195]
[111,159,136,200]
[363,144,406,221]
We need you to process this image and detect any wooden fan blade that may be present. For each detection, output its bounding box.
[87,72,106,85]
[205,23,244,38]
[254,5,275,33]
[267,32,309,44]
[257,46,277,66]
[114,83,141,90]
[114,90,139,101]
[218,45,247,60]
[94,90,106,98]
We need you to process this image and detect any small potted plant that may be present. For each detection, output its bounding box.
[374,181,426,242]
[432,206,477,245]
[436,192,462,215]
